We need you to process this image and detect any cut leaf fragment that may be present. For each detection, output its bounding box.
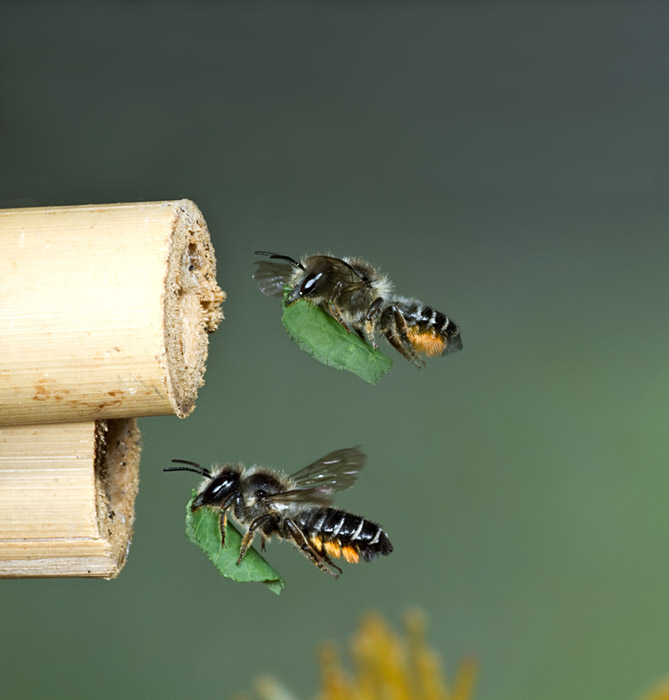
[184,491,284,594]
[281,298,393,384]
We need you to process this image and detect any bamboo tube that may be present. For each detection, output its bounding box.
[0,200,225,426]
[0,419,141,578]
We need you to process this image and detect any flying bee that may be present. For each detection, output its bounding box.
[253,250,462,367]
[164,447,392,578]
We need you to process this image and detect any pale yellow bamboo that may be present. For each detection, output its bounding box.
[0,419,141,578]
[0,200,225,426]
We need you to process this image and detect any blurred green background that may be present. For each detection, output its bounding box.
[2,2,669,699]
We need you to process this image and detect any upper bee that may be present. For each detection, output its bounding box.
[253,251,462,367]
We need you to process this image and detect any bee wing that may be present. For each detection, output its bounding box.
[320,257,378,315]
[265,447,365,506]
[253,260,294,298]
[290,447,364,491]
[320,257,368,287]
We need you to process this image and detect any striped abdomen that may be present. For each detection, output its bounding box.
[295,507,393,564]
[392,299,462,356]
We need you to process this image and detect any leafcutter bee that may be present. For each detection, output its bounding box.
[164,447,392,578]
[253,251,462,367]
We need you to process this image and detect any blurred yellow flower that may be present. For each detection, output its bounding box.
[237,612,669,700]
[244,611,476,700]
[640,680,669,700]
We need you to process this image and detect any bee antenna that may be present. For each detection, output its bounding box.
[254,250,305,270]
[164,459,212,479]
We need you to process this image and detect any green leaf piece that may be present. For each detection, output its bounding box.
[281,298,393,384]
[184,491,284,595]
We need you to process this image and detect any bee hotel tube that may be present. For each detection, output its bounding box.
[0,200,225,426]
[0,200,225,578]
[0,420,141,578]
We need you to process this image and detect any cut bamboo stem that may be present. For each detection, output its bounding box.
[0,200,225,426]
[0,419,141,578]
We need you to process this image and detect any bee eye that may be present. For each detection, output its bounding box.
[208,472,236,498]
[301,271,323,296]
[256,489,267,499]
[211,482,226,496]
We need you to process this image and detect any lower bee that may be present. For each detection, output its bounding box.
[253,250,462,367]
[164,447,392,578]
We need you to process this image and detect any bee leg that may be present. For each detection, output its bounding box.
[353,326,375,350]
[319,549,343,576]
[284,518,340,578]
[359,297,384,348]
[218,509,228,549]
[353,324,375,346]
[381,305,425,368]
[326,301,351,332]
[218,493,239,549]
[237,514,274,565]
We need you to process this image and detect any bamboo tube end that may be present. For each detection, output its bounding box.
[0,199,225,425]
[0,419,141,579]
[163,199,226,418]
[93,418,141,578]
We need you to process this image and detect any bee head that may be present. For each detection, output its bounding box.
[191,469,240,511]
[286,259,332,304]
[164,460,240,511]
